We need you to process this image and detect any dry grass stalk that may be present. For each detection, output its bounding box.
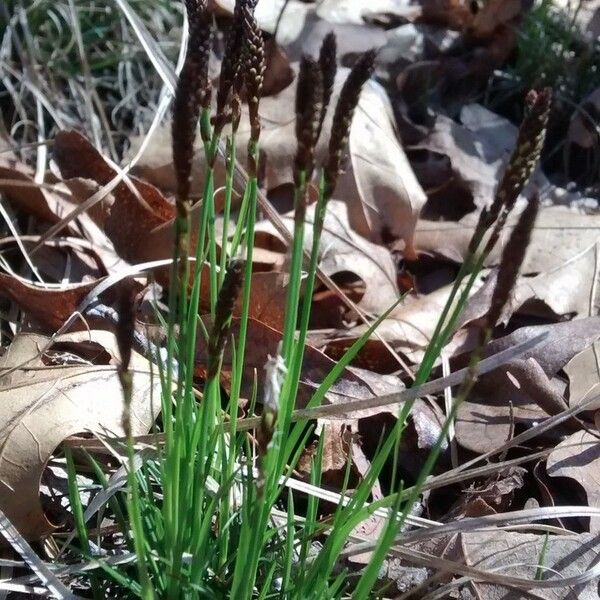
[324,50,376,199]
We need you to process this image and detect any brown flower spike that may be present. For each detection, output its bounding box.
[324,50,376,200]
[485,193,540,333]
[294,56,324,183]
[215,0,249,135]
[242,4,265,148]
[172,0,212,207]
[470,88,551,254]
[206,259,245,381]
[316,32,337,143]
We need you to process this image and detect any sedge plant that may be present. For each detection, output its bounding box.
[61,0,553,596]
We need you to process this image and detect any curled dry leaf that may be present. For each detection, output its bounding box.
[460,530,600,599]
[53,130,175,265]
[415,206,600,273]
[0,331,160,539]
[458,242,600,330]
[347,79,426,251]
[547,431,600,534]
[0,274,102,332]
[254,199,400,316]
[410,111,504,217]
[0,157,76,229]
[455,318,600,453]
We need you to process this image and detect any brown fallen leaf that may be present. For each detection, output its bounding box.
[53,130,175,265]
[460,530,600,599]
[410,112,504,217]
[415,205,600,273]
[455,318,600,453]
[0,274,103,332]
[254,200,400,316]
[0,158,75,229]
[316,275,484,365]
[0,331,160,539]
[547,431,600,533]
[458,242,600,330]
[419,0,525,38]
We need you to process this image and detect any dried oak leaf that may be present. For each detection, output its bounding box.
[460,530,600,599]
[53,130,175,265]
[254,199,400,316]
[415,205,600,273]
[0,157,77,230]
[547,431,600,533]
[0,274,102,332]
[455,318,600,453]
[458,242,600,330]
[317,274,484,365]
[0,331,160,539]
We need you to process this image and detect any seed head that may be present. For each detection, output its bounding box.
[485,193,539,332]
[215,1,247,134]
[242,5,265,146]
[172,0,212,205]
[294,56,323,183]
[470,88,551,253]
[324,50,376,199]
[207,259,245,380]
[316,32,337,142]
[116,279,138,375]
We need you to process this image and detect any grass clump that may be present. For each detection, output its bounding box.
[53,2,551,598]
[512,0,600,106]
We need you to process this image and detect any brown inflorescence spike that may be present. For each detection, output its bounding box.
[215,1,248,135]
[172,0,213,207]
[206,258,245,380]
[115,279,138,376]
[294,56,323,184]
[316,32,337,143]
[470,88,551,254]
[242,4,265,150]
[485,193,540,333]
[324,50,376,200]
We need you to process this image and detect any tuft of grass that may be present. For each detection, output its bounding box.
[39,1,550,598]
[0,0,179,159]
[512,0,600,106]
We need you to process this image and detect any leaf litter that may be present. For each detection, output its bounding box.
[2,0,600,596]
